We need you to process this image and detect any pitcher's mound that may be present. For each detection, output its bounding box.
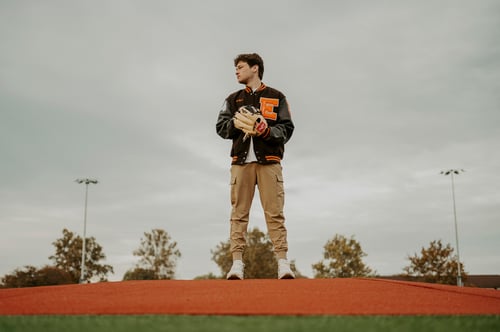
[1,278,499,315]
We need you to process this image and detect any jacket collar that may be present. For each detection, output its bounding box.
[245,83,266,93]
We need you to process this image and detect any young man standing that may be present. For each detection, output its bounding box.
[216,53,295,280]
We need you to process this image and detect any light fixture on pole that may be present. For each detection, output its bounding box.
[75,178,98,284]
[440,169,464,287]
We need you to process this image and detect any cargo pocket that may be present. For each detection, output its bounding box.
[276,173,285,211]
[230,176,237,206]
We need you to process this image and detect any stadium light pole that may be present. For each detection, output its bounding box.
[75,178,98,284]
[440,169,464,287]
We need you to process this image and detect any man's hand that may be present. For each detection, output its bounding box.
[233,105,267,140]
[253,115,268,136]
[234,111,257,136]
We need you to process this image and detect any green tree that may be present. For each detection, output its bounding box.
[35,266,74,286]
[123,268,156,280]
[1,265,73,288]
[211,227,302,279]
[403,239,467,285]
[124,229,181,280]
[49,228,114,283]
[1,265,38,288]
[312,234,373,278]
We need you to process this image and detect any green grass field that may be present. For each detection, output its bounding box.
[1,315,499,332]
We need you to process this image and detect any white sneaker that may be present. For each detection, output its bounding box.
[227,260,244,280]
[278,259,295,279]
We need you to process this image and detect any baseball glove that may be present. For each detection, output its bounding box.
[234,105,268,141]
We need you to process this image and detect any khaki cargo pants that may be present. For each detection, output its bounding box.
[229,162,288,261]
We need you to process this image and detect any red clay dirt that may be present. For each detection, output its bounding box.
[1,278,499,316]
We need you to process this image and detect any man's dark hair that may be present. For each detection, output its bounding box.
[234,53,264,80]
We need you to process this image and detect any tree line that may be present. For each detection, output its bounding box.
[0,227,466,288]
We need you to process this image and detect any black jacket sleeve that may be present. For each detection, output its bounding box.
[216,100,238,140]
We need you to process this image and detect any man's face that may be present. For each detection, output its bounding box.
[235,61,257,84]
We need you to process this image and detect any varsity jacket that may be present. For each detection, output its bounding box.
[216,83,294,165]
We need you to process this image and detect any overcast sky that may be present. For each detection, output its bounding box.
[1,0,499,281]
